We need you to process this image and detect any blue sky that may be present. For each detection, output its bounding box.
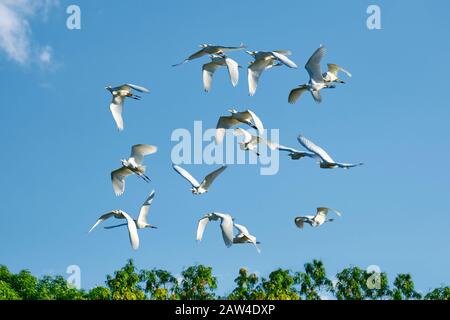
[1,0,449,295]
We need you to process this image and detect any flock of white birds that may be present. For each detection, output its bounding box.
[89,43,363,251]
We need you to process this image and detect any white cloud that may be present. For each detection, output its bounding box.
[0,0,58,65]
[39,45,52,64]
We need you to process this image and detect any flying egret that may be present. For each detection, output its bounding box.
[106,84,150,131]
[233,128,277,156]
[172,43,246,66]
[88,191,158,250]
[111,144,157,196]
[216,108,264,144]
[288,45,336,104]
[172,165,227,195]
[197,212,234,247]
[246,50,298,96]
[295,207,342,229]
[202,54,240,92]
[233,223,261,253]
[297,134,363,169]
[323,63,352,84]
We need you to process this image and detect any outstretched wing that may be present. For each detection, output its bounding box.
[172,48,208,66]
[215,213,234,247]
[297,134,334,163]
[173,165,201,188]
[120,211,139,250]
[248,58,271,96]
[327,63,352,77]
[202,61,221,92]
[233,128,253,144]
[271,51,298,68]
[245,109,264,136]
[201,165,227,190]
[224,57,239,87]
[110,97,125,131]
[294,217,307,229]
[216,116,240,144]
[196,215,211,241]
[89,211,118,233]
[288,86,308,104]
[124,84,150,93]
[137,190,155,226]
[305,46,326,82]
[111,167,133,196]
[233,223,250,236]
[130,144,157,164]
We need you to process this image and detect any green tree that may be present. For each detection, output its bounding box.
[140,268,178,300]
[106,259,145,300]
[296,260,333,300]
[391,274,421,300]
[0,280,21,300]
[177,265,217,300]
[424,286,450,300]
[334,266,366,300]
[227,268,260,300]
[36,275,86,300]
[258,269,300,300]
[87,286,111,300]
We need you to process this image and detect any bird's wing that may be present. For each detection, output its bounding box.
[202,61,221,92]
[218,43,246,52]
[277,145,301,153]
[218,214,234,247]
[110,98,124,131]
[248,58,272,96]
[305,46,326,82]
[273,50,292,56]
[216,116,240,144]
[297,134,334,163]
[196,215,211,241]
[224,57,239,87]
[288,86,308,104]
[88,211,117,233]
[120,211,139,250]
[258,137,278,150]
[233,223,250,236]
[111,167,133,196]
[327,63,352,77]
[315,207,329,225]
[201,165,227,190]
[294,217,305,229]
[233,128,253,144]
[245,109,264,135]
[271,51,298,68]
[124,84,150,93]
[311,90,322,103]
[335,162,364,169]
[130,144,157,164]
[137,190,155,225]
[172,165,200,187]
[173,48,207,66]
[321,207,343,217]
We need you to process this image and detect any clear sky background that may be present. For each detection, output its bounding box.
[1,0,449,295]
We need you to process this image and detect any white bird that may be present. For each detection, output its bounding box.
[247,50,298,96]
[322,63,352,84]
[172,43,246,66]
[202,54,240,92]
[233,128,277,156]
[172,165,227,195]
[288,45,336,104]
[111,144,158,196]
[197,212,234,247]
[216,108,264,144]
[106,84,150,131]
[233,223,261,253]
[297,134,363,169]
[88,191,158,250]
[295,207,342,229]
